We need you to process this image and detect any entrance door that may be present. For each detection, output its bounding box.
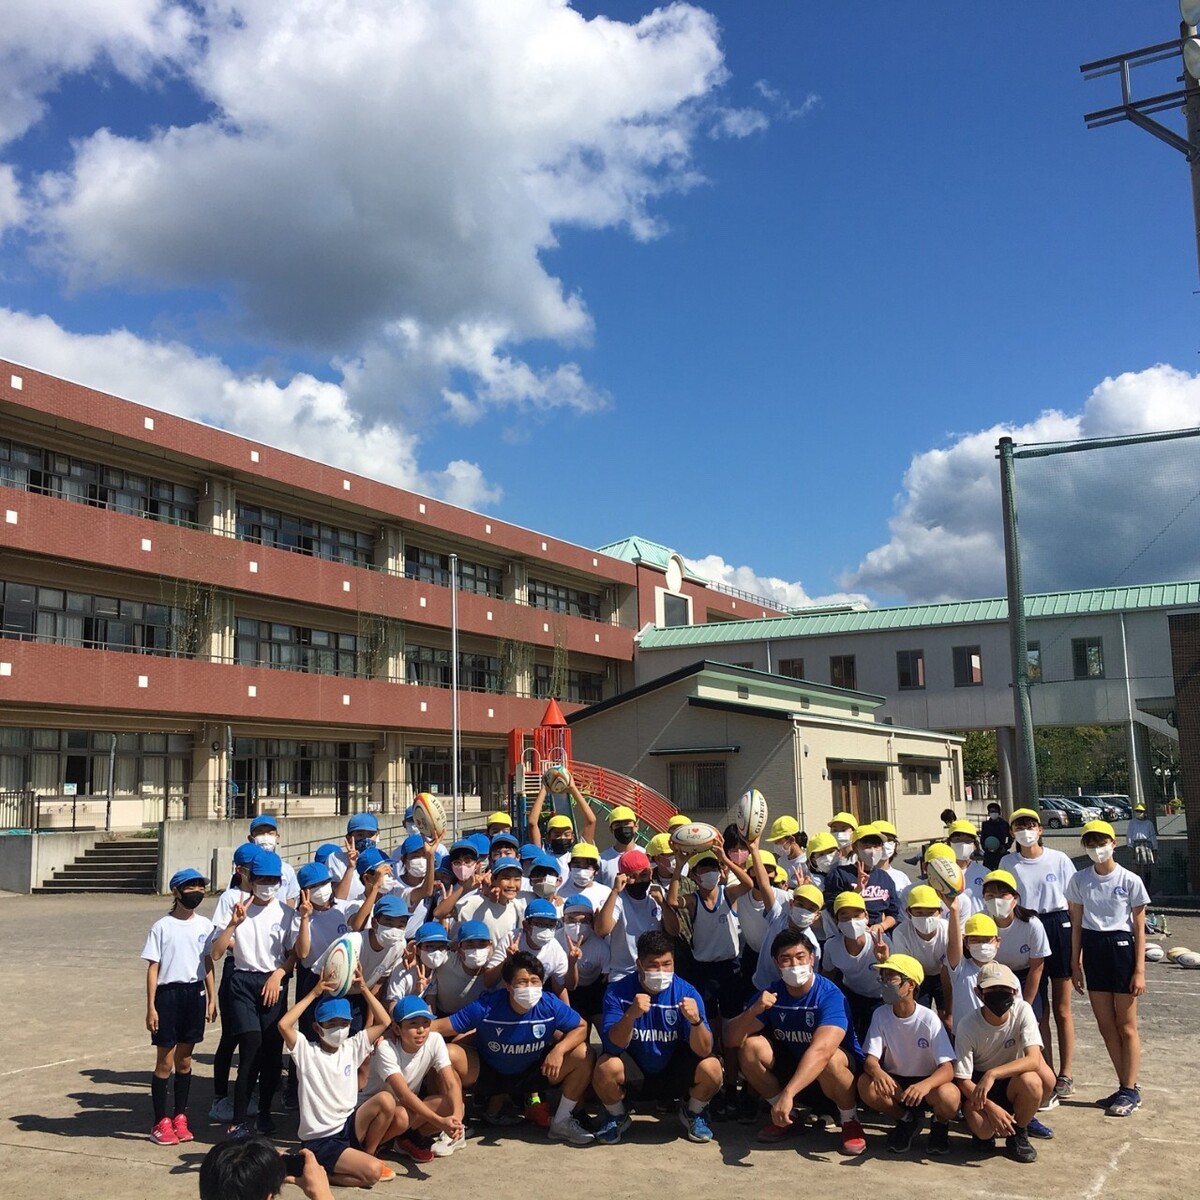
[829,768,886,825]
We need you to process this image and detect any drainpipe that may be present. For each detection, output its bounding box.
[106,733,116,833]
[1119,613,1144,808]
[792,720,807,832]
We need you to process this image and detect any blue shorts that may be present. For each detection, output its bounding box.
[151,982,206,1047]
[1081,928,1135,994]
[226,970,288,1038]
[302,1110,363,1173]
[691,957,746,1019]
[1037,909,1073,980]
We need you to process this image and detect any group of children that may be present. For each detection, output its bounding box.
[141,791,1149,1183]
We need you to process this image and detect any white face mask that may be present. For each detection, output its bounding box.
[970,942,998,963]
[253,883,279,902]
[527,926,556,948]
[252,833,278,850]
[419,947,449,970]
[833,829,853,848]
[641,969,673,995]
[318,1024,349,1048]
[838,917,868,940]
[882,840,896,860]
[1014,829,1040,848]
[405,858,428,881]
[780,964,812,988]
[564,919,590,941]
[376,872,396,894]
[511,984,542,1010]
[985,896,1016,920]
[309,883,333,907]
[950,840,975,860]
[452,861,476,882]
[376,925,406,947]
[570,866,595,887]
[788,907,817,930]
[858,848,883,868]
[813,852,837,873]
[531,875,559,897]
[695,870,721,892]
[460,946,490,970]
[909,914,940,935]
[1086,844,1114,864]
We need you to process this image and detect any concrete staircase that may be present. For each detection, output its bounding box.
[34,836,159,894]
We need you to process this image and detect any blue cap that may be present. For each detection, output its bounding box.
[314,842,340,865]
[525,898,559,921]
[456,920,490,943]
[415,921,449,945]
[400,833,425,858]
[169,867,206,891]
[563,895,594,914]
[347,812,380,834]
[490,855,521,876]
[249,813,278,832]
[519,842,542,861]
[296,862,331,889]
[467,833,491,856]
[449,839,477,858]
[233,843,260,867]
[251,849,282,878]
[356,846,392,877]
[374,894,409,919]
[490,831,519,850]
[314,997,352,1024]
[393,995,434,1022]
[530,853,561,875]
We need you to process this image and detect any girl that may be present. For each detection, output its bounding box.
[821,891,886,1040]
[945,902,999,1028]
[983,869,1049,1012]
[804,831,839,895]
[946,820,987,916]
[142,868,216,1144]
[1000,807,1078,1099]
[1067,820,1148,1117]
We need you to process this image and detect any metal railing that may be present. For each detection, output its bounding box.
[0,791,111,832]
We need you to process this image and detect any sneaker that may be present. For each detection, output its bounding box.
[678,1105,714,1143]
[1027,1117,1054,1139]
[886,1113,920,1154]
[710,1087,737,1121]
[971,1134,996,1151]
[595,1112,633,1145]
[172,1114,194,1143]
[1006,1127,1037,1163]
[1106,1087,1141,1117]
[224,1122,255,1139]
[481,1106,523,1128]
[377,1165,396,1183]
[208,1097,234,1124]
[393,1134,435,1163]
[1054,1073,1075,1099]
[256,1111,276,1136]
[840,1119,867,1156]
[282,1087,299,1112]
[523,1097,551,1129]
[431,1130,466,1157]
[151,1117,179,1145]
[756,1120,798,1144]
[1095,1089,1122,1109]
[928,1121,950,1156]
[1038,1091,1060,1111]
[549,1116,596,1146]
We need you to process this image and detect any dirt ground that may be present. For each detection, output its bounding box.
[0,892,1195,1200]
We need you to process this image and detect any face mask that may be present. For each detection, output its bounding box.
[549,838,574,855]
[613,827,636,846]
[813,852,837,873]
[728,848,750,867]
[527,926,556,948]
[625,880,650,899]
[177,891,205,910]
[695,870,721,892]
[253,883,278,902]
[982,989,1016,1017]
[570,867,595,887]
[318,1024,350,1048]
[909,914,940,936]
[780,964,812,988]
[253,833,278,850]
[419,947,449,970]
[1014,828,1040,848]
[858,848,883,868]
[969,942,998,963]
[641,970,673,995]
[376,926,406,947]
[789,907,817,930]
[564,920,591,940]
[833,830,853,848]
[838,918,868,940]
[532,875,559,898]
[880,980,906,1005]
[376,873,396,894]
[460,946,490,970]
[452,861,476,883]
[354,836,377,853]
[309,883,333,907]
[950,840,975,860]
[985,896,1016,919]
[1086,844,1114,864]
[511,985,542,1010]
[405,858,428,881]
[882,840,896,860]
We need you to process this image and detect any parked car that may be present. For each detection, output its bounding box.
[1037,801,1071,829]
[1081,793,1130,821]
[1053,797,1102,824]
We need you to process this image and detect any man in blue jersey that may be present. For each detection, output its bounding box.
[430,952,594,1145]
[593,930,723,1145]
[724,929,867,1156]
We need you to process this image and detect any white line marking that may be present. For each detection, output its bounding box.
[0,1043,145,1078]
[1081,1140,1130,1200]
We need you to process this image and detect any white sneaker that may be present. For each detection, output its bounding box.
[431,1130,466,1157]
[208,1097,233,1124]
[1038,1093,1060,1112]
[549,1116,595,1146]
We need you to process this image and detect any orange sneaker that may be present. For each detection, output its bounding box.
[377,1165,396,1183]
[151,1117,179,1145]
[172,1114,194,1143]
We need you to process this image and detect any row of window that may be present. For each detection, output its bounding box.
[234,618,364,677]
[405,644,604,703]
[235,504,375,568]
[404,546,504,598]
[527,578,602,621]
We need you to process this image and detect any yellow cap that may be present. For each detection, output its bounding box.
[771,867,788,886]
[1081,820,1116,841]
[547,814,574,832]
[964,913,999,938]
[667,814,690,829]
[569,842,600,863]
[829,811,859,830]
[905,884,941,910]
[947,819,978,838]
[853,824,883,843]
[792,884,824,908]
[485,810,512,827]
[806,831,838,856]
[924,842,956,863]
[873,953,925,986]
[757,849,778,868]
[766,815,800,841]
[609,806,637,825]
[834,890,867,913]
[874,820,898,837]
[983,869,1019,893]
[688,851,720,872]
[646,832,673,858]
[1009,808,1041,825]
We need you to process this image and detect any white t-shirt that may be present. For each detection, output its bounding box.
[453,894,526,947]
[224,899,301,973]
[953,998,1042,1077]
[864,1003,955,1078]
[949,957,983,1022]
[302,901,357,970]
[557,928,611,987]
[430,953,488,1015]
[556,877,613,910]
[605,891,663,980]
[1065,863,1150,932]
[142,913,214,985]
[884,865,911,898]
[487,931,569,991]
[384,963,434,1009]
[961,860,988,900]
[752,902,820,991]
[597,846,625,888]
[290,1030,374,1140]
[888,919,949,978]
[362,1029,451,1098]
[996,916,1050,972]
[999,848,1076,912]
[734,887,790,954]
[822,934,882,999]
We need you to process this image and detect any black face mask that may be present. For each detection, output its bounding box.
[625,881,651,899]
[549,838,574,855]
[177,891,205,910]
[613,827,636,846]
[982,989,1016,1017]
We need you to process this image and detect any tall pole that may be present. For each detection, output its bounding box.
[450,553,461,842]
[1184,20,1200,286]
[998,437,1038,808]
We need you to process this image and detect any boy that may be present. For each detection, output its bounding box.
[820,891,885,1039]
[561,895,612,1026]
[328,813,383,903]
[887,884,951,1017]
[594,849,661,982]
[557,842,613,909]
[450,854,527,947]
[821,825,900,932]
[764,815,807,886]
[246,814,300,904]
[598,805,640,887]
[483,897,569,995]
[428,919,492,1016]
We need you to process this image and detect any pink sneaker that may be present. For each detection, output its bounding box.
[172,1114,194,1142]
[152,1117,180,1145]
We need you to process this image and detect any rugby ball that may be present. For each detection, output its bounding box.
[670,821,720,852]
[1144,943,1165,963]
[412,792,447,841]
[1176,951,1200,969]
[320,931,363,998]
[544,764,573,795]
[736,789,768,841]
[1167,946,1192,963]
[925,856,965,902]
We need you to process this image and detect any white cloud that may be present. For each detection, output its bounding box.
[683,552,870,611]
[754,79,821,122]
[0,165,24,235]
[709,107,769,139]
[0,308,502,511]
[845,364,1200,603]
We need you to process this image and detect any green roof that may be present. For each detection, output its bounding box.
[639,579,1200,648]
[596,535,705,581]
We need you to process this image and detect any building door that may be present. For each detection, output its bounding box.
[829,768,886,825]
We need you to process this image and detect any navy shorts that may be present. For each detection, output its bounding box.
[1037,909,1073,980]
[691,957,745,1020]
[151,982,206,1047]
[624,1046,708,1104]
[567,978,606,1020]
[474,1056,548,1102]
[1081,928,1136,994]
[226,970,288,1038]
[762,1041,839,1116]
[302,1109,364,1173]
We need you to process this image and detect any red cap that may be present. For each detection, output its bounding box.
[618,849,651,875]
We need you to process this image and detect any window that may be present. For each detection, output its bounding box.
[235,619,362,677]
[406,645,503,693]
[952,645,983,687]
[533,664,605,704]
[231,738,374,814]
[896,648,925,690]
[668,761,728,810]
[662,593,691,627]
[403,545,503,597]
[830,655,857,690]
[527,578,602,621]
[901,764,938,794]
[407,745,505,807]
[235,504,373,567]
[1026,641,1041,683]
[777,658,805,680]
[1072,637,1105,680]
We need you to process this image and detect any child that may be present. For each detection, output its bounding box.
[143,868,216,1144]
[447,854,528,947]
[945,904,999,1028]
[279,970,396,1187]
[983,869,1049,1013]
[887,884,951,1018]
[557,843,613,909]
[246,815,300,905]
[560,895,611,1028]
[427,919,492,1016]
[820,892,886,1040]
[803,831,840,894]
[1067,819,1149,1117]
[594,850,661,987]
[947,820,989,906]
[764,815,807,886]
[524,852,564,900]
[483,898,569,996]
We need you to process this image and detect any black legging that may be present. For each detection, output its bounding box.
[232,1028,283,1123]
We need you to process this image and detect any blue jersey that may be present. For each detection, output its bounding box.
[749,974,862,1062]
[449,988,580,1075]
[823,863,899,924]
[600,973,709,1074]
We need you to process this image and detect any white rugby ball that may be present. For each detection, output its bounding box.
[412,792,447,841]
[670,821,720,852]
[925,857,965,901]
[736,789,768,841]
[1176,951,1200,969]
[320,931,362,998]
[1144,943,1165,962]
[1167,946,1192,963]
[544,764,573,795]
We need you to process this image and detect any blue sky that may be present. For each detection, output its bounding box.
[2,1,1199,607]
